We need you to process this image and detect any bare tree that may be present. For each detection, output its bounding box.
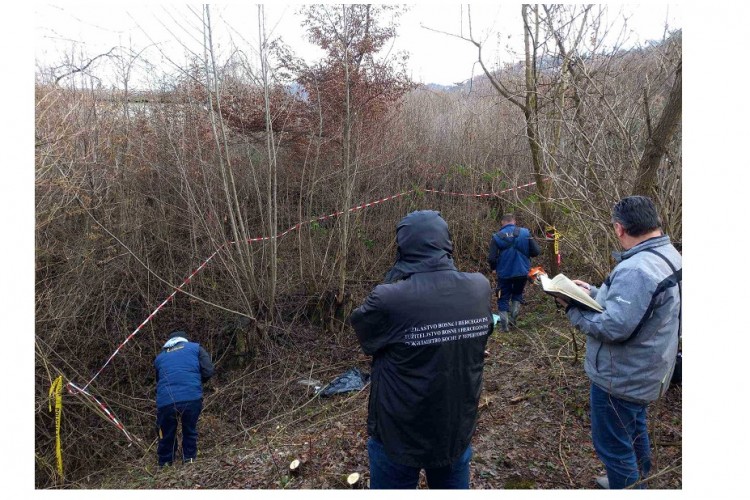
[258,5,280,318]
[426,4,579,275]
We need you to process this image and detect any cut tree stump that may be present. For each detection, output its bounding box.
[289,459,301,476]
[346,472,361,488]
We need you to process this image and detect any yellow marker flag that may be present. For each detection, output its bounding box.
[48,376,64,478]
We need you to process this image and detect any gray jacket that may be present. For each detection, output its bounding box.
[567,235,681,404]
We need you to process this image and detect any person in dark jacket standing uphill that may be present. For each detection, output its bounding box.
[154,330,215,467]
[558,196,681,489]
[487,214,540,332]
[350,210,493,489]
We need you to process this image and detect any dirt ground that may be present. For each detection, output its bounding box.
[89,286,682,490]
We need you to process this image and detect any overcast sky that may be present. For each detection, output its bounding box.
[35,2,681,88]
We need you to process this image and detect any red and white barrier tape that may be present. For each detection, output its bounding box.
[69,178,545,440]
[238,190,415,245]
[79,245,225,392]
[424,180,540,197]
[67,381,137,443]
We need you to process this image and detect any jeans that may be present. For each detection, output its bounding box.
[590,383,651,489]
[156,399,203,465]
[497,276,527,312]
[367,437,472,489]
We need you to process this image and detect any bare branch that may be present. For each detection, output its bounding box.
[54,47,119,85]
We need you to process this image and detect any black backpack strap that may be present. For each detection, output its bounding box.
[493,227,524,256]
[494,228,517,247]
[492,233,509,250]
[644,248,682,338]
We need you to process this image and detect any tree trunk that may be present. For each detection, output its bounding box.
[523,5,560,276]
[259,5,278,319]
[337,5,355,330]
[633,59,682,197]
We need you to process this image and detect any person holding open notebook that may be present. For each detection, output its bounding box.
[556,196,681,489]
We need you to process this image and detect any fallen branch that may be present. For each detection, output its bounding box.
[510,394,533,404]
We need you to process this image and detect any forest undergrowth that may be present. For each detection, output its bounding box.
[72,285,681,490]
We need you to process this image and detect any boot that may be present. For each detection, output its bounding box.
[509,300,521,327]
[595,476,610,489]
[497,311,509,332]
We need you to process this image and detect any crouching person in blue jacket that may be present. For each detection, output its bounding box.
[350,210,494,489]
[154,330,215,467]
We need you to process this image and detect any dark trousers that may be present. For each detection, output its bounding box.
[156,399,203,466]
[367,437,472,489]
[590,383,651,489]
[496,276,528,312]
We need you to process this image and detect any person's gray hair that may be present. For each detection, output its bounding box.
[501,213,516,224]
[611,196,662,237]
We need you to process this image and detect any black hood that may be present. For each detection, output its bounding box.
[383,210,457,283]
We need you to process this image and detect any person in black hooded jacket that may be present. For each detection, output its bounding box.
[350,210,493,489]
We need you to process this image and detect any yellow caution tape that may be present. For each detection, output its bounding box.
[545,225,560,256]
[48,376,64,479]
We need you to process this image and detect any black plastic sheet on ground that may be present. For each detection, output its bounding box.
[318,367,370,397]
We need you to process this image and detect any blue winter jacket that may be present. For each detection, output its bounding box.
[488,224,540,278]
[155,340,214,409]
